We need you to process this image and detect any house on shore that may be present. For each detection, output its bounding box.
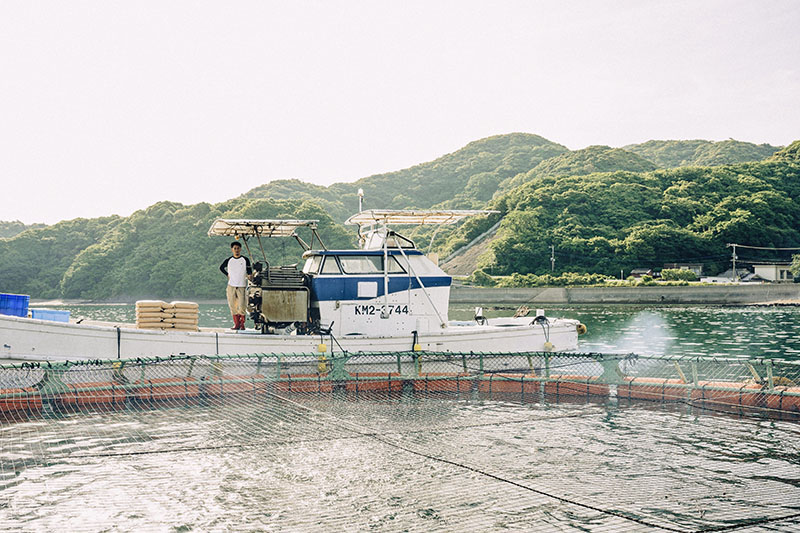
[752,262,794,282]
[629,268,654,279]
[701,268,764,284]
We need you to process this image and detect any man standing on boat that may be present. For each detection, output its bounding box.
[219,241,252,330]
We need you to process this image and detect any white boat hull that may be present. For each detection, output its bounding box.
[0,314,580,362]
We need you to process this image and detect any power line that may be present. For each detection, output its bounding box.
[728,243,800,251]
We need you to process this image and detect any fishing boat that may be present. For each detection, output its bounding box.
[0,210,585,362]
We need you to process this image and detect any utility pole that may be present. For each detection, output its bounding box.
[727,243,738,282]
[550,245,555,272]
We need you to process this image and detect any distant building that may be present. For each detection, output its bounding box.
[663,263,704,276]
[752,262,794,282]
[629,268,654,278]
[701,268,762,284]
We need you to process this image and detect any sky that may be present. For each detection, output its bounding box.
[1,0,798,224]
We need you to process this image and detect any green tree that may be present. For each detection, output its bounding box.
[661,268,698,281]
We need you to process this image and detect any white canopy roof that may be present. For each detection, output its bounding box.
[207,219,319,237]
[345,209,498,227]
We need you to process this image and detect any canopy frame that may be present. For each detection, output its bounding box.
[344,209,498,227]
[344,209,498,252]
[208,219,326,266]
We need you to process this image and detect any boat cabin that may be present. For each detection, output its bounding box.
[301,248,451,337]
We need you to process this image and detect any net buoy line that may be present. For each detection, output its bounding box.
[431,355,782,409]
[2,352,799,421]
[434,353,800,419]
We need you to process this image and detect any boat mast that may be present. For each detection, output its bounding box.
[382,219,389,319]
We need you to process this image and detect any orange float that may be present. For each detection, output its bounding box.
[346,372,402,392]
[544,375,609,397]
[764,387,800,413]
[478,374,539,394]
[203,375,267,396]
[59,382,125,406]
[275,374,333,393]
[413,373,471,392]
[132,377,199,401]
[0,387,42,412]
[618,377,687,402]
[689,381,763,407]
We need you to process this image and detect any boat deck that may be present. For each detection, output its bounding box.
[78,319,245,335]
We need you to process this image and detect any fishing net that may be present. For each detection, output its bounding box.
[1,352,799,532]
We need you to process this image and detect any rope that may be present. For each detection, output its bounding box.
[694,511,800,532]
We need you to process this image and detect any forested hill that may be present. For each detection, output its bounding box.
[240,133,570,217]
[439,141,800,277]
[0,134,794,300]
[623,139,779,168]
[0,221,46,239]
[0,200,352,300]
[241,135,780,221]
[497,145,658,193]
[483,159,800,276]
[770,140,800,163]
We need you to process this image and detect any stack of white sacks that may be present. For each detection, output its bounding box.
[135,300,200,331]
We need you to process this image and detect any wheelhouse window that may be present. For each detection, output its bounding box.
[337,255,407,275]
[339,255,382,274]
[386,256,407,273]
[320,256,342,274]
[302,256,322,274]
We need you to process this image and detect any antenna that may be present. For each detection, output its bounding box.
[358,189,364,212]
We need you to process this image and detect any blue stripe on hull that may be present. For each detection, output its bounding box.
[311,276,451,301]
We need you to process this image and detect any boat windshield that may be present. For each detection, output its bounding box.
[303,254,408,275]
[302,256,322,274]
[321,257,342,274]
[339,256,382,274]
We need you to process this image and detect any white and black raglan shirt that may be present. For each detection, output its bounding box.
[219,256,252,287]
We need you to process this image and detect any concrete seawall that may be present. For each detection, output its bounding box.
[450,284,800,305]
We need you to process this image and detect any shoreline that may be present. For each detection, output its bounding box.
[449,284,800,305]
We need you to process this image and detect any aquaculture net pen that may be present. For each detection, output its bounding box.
[1,352,799,532]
